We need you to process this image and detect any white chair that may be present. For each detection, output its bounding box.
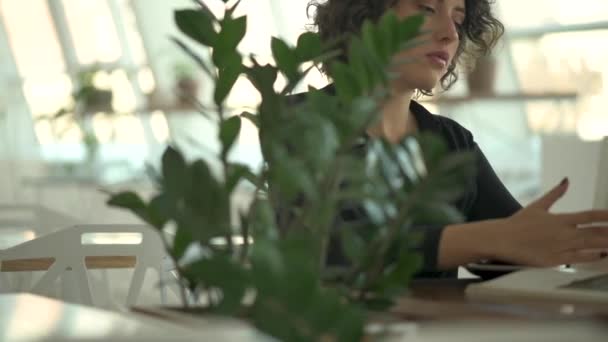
[0,224,168,308]
[0,204,81,293]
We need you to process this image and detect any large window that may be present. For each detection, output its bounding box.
[1,0,166,163]
[2,0,607,186]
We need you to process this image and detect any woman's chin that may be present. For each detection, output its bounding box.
[393,74,440,95]
[415,75,441,93]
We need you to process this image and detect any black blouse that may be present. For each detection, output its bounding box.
[286,86,522,278]
[407,100,522,277]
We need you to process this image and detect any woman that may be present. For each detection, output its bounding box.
[308,0,608,277]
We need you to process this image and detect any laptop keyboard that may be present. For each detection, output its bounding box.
[560,274,608,292]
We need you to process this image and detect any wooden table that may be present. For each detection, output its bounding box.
[393,279,608,322]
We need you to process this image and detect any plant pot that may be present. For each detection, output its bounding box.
[84,89,113,113]
[175,77,200,107]
[467,55,497,96]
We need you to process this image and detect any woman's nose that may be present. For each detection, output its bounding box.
[432,15,459,43]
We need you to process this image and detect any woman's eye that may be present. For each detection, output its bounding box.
[419,4,436,14]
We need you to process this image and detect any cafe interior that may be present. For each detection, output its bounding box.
[1,0,608,341]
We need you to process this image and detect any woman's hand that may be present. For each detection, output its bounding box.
[438,178,608,269]
[485,178,608,267]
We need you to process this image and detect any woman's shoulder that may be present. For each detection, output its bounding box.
[410,100,476,151]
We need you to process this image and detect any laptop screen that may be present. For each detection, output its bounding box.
[593,137,608,209]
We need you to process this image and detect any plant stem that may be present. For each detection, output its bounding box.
[218,102,235,255]
[159,231,190,308]
[239,208,251,264]
[316,160,344,275]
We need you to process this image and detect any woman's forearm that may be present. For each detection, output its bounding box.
[437,219,502,270]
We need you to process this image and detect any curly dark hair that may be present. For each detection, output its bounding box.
[307,0,504,95]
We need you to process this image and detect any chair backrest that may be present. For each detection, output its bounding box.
[0,224,165,307]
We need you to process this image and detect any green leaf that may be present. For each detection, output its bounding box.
[362,297,395,312]
[245,62,278,98]
[239,111,258,128]
[146,194,173,229]
[381,251,422,292]
[218,15,247,51]
[361,20,385,62]
[161,146,188,198]
[107,192,161,229]
[250,238,285,292]
[219,115,242,155]
[249,199,278,241]
[225,0,243,16]
[421,152,476,202]
[295,32,322,61]
[268,157,316,201]
[397,14,425,44]
[174,9,217,47]
[271,37,299,82]
[331,62,360,102]
[226,163,252,192]
[409,202,465,225]
[187,160,229,227]
[340,228,366,264]
[414,133,449,168]
[362,200,388,225]
[379,11,399,59]
[184,254,250,313]
[172,226,193,261]
[214,60,242,105]
[348,37,373,92]
[107,191,146,211]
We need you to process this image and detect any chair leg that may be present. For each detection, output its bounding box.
[126,265,147,307]
[75,261,93,306]
[157,266,167,305]
[32,262,64,294]
[0,272,12,292]
[62,269,79,303]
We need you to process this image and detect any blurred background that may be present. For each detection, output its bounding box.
[0,0,607,223]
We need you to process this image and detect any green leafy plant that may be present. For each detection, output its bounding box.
[39,64,112,161]
[53,64,114,120]
[108,1,475,341]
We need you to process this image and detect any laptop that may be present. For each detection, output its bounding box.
[466,137,608,304]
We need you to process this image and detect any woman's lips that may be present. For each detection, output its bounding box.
[425,52,449,68]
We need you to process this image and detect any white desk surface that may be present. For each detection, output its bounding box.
[0,293,263,341]
[2,293,608,342]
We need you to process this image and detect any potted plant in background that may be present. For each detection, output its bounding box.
[466,33,499,96]
[108,1,475,341]
[173,60,201,109]
[467,52,497,96]
[39,64,113,176]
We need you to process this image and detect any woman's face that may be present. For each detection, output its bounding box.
[391,0,465,93]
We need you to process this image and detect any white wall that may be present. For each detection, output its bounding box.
[540,135,605,213]
[0,14,40,159]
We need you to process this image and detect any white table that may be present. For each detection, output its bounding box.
[0,293,263,341]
